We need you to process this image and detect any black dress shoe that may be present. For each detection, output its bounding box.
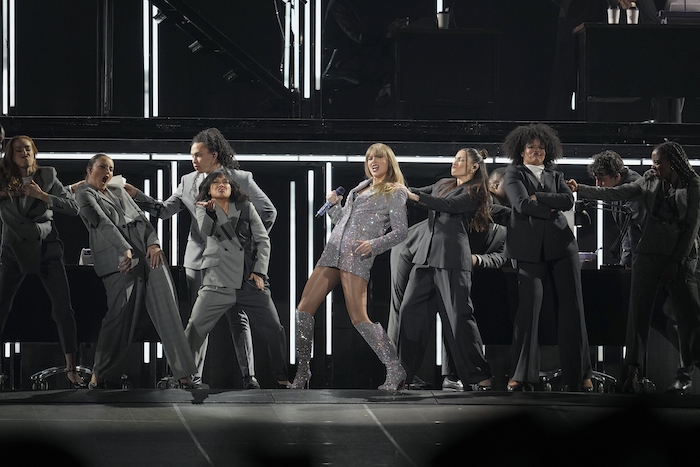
[243,376,261,389]
[469,383,492,392]
[665,379,692,395]
[407,375,431,390]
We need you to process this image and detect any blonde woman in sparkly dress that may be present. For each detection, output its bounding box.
[291,143,409,390]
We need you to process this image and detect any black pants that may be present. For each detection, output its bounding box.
[510,254,592,389]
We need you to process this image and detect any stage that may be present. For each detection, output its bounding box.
[1,388,700,467]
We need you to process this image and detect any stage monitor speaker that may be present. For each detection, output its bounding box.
[394,28,498,120]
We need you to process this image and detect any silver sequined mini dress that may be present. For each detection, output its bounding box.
[316,179,408,282]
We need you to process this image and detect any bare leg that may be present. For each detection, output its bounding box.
[297,267,341,314]
[291,267,341,389]
[64,353,84,386]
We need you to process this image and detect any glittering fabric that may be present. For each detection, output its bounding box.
[316,179,408,282]
[355,321,406,391]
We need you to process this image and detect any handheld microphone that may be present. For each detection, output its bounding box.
[315,186,345,218]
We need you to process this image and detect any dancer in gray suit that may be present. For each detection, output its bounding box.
[77,154,196,388]
[394,148,495,391]
[183,169,290,388]
[126,128,276,389]
[568,141,700,394]
[0,135,84,387]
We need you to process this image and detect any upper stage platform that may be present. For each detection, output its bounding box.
[2,117,700,156]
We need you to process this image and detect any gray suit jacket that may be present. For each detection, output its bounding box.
[0,166,78,273]
[134,168,276,270]
[197,200,270,289]
[577,171,700,265]
[410,179,480,272]
[76,183,160,278]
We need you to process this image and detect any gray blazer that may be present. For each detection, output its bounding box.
[76,183,160,278]
[0,166,78,273]
[577,171,700,265]
[410,179,480,272]
[196,200,270,289]
[134,168,276,270]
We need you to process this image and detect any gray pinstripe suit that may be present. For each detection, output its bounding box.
[76,183,196,381]
[133,168,276,380]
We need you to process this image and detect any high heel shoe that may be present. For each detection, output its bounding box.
[581,378,594,393]
[622,369,639,394]
[291,310,314,389]
[506,381,534,392]
[355,322,406,391]
[65,368,86,388]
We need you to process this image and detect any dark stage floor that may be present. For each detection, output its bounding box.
[1,388,699,467]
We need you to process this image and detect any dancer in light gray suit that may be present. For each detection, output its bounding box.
[77,154,196,388]
[0,135,85,387]
[184,169,290,388]
[126,128,276,389]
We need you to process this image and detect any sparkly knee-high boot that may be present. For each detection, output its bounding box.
[355,322,406,391]
[291,310,314,389]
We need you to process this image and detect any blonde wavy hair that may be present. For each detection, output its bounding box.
[363,143,404,198]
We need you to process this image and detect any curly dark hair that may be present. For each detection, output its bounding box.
[435,148,493,232]
[501,123,563,167]
[196,168,249,203]
[192,128,240,170]
[654,141,697,183]
[588,150,624,179]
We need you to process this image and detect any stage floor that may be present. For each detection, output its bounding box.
[1,388,699,467]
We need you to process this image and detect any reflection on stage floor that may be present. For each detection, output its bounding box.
[1,388,699,467]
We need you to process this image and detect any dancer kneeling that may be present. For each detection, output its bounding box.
[291,143,409,390]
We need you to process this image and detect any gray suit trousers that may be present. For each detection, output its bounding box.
[0,254,77,355]
[94,260,196,381]
[185,268,254,379]
[627,253,700,370]
[398,267,490,385]
[185,282,288,382]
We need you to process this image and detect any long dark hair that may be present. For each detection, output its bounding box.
[501,123,563,167]
[196,168,249,203]
[435,148,492,232]
[192,128,240,170]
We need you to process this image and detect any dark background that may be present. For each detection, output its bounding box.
[0,0,690,389]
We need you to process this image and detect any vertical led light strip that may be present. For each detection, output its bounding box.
[283,1,291,88]
[293,0,301,91]
[157,169,164,247]
[303,0,311,98]
[2,0,15,114]
[596,200,604,268]
[289,181,297,364]
[307,170,314,276]
[151,4,159,117]
[436,0,443,13]
[325,162,333,355]
[314,0,321,91]
[142,0,151,118]
[2,0,8,115]
[435,315,443,366]
[170,161,178,265]
[143,179,151,219]
[143,342,150,364]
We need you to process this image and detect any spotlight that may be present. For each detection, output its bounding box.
[223,70,238,82]
[188,40,204,53]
